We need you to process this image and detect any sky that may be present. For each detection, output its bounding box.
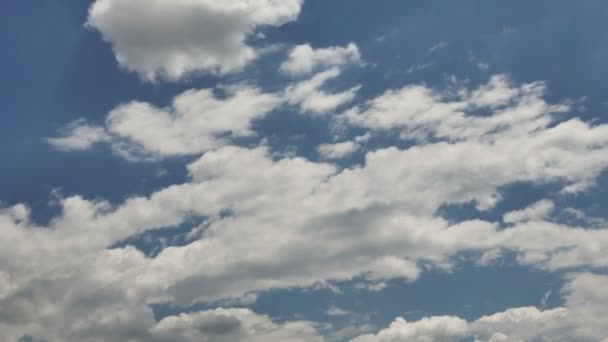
[1,1,608,341]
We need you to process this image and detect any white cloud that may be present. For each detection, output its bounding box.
[355,282,388,292]
[353,273,608,342]
[285,68,361,114]
[317,133,370,160]
[16,75,608,338]
[503,199,555,224]
[317,141,359,160]
[48,119,109,151]
[281,43,362,76]
[326,306,350,316]
[343,74,570,143]
[106,85,281,158]
[150,308,323,342]
[51,85,281,159]
[352,316,469,342]
[87,0,303,80]
[50,71,360,158]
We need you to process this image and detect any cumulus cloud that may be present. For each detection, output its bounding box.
[49,85,280,159]
[50,72,361,158]
[503,199,555,224]
[48,119,109,151]
[343,74,568,142]
[353,273,608,341]
[317,134,370,160]
[150,308,322,342]
[18,75,608,339]
[352,316,469,342]
[285,68,361,114]
[317,141,359,160]
[281,43,362,76]
[87,0,303,80]
[105,85,281,158]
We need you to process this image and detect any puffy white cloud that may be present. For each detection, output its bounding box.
[317,141,359,160]
[48,119,109,151]
[352,316,469,342]
[354,273,608,342]
[503,199,555,224]
[106,85,281,158]
[285,68,361,114]
[87,0,303,80]
[471,307,570,341]
[150,308,323,342]
[343,74,570,143]
[17,75,608,338]
[326,306,350,316]
[51,70,360,158]
[281,43,362,76]
[18,142,608,308]
[50,85,281,159]
[317,133,370,160]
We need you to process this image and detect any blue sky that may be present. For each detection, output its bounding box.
[2,1,608,341]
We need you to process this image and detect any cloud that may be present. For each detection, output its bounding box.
[17,75,608,338]
[352,316,469,342]
[285,68,361,114]
[317,141,359,160]
[50,85,281,159]
[353,273,608,341]
[106,85,281,158]
[150,308,322,342]
[326,306,350,316]
[343,74,568,142]
[50,69,361,158]
[428,40,448,54]
[87,0,303,80]
[503,199,555,224]
[47,119,109,151]
[280,43,362,76]
[317,134,370,160]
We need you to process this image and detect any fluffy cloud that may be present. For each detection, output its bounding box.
[317,141,359,160]
[354,273,608,341]
[20,75,608,339]
[48,119,109,151]
[50,71,360,158]
[281,43,362,76]
[342,74,569,143]
[285,68,361,114]
[352,316,468,342]
[317,134,371,160]
[503,199,555,224]
[106,85,281,158]
[150,308,322,342]
[87,0,303,80]
[49,85,280,159]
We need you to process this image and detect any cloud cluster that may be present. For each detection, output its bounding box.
[354,273,608,341]
[281,43,362,76]
[87,0,303,80]
[48,119,110,151]
[50,70,360,158]
[28,72,608,339]
[20,2,608,339]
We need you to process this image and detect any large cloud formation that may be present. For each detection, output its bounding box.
[20,74,608,340]
[87,0,303,80]
[21,2,608,339]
